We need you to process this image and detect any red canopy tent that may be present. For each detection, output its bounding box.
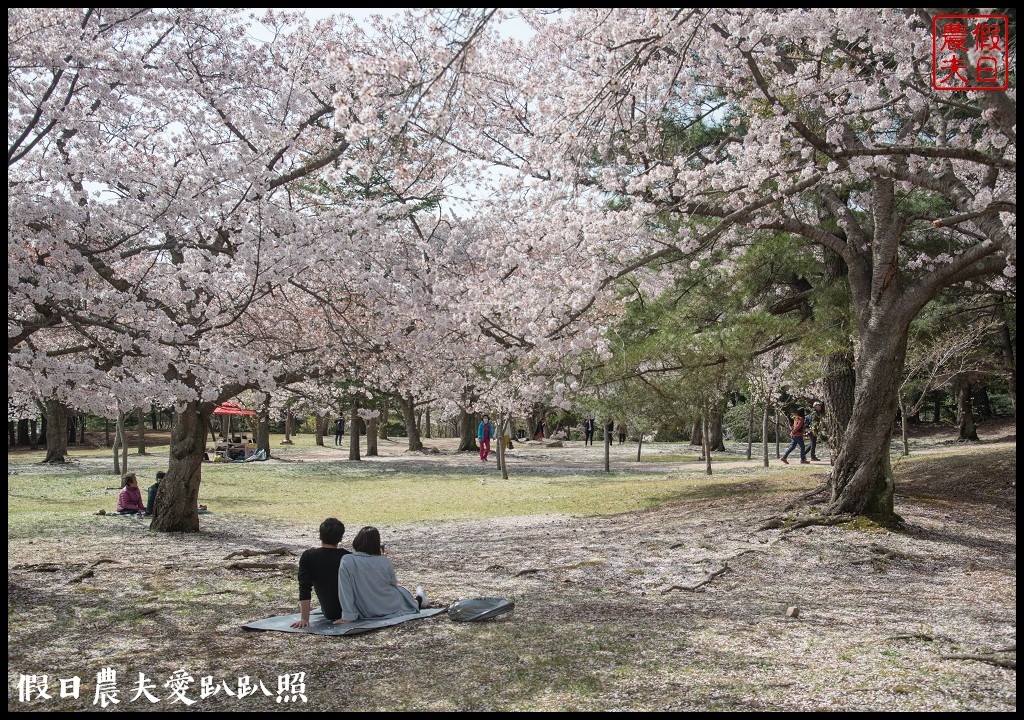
[213,402,256,439]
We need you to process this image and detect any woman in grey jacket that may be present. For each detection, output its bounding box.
[334,526,426,623]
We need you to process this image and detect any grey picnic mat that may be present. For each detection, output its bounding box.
[242,608,446,636]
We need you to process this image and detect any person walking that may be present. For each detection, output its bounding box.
[477,414,493,461]
[806,401,825,461]
[780,408,809,465]
[334,416,345,446]
[617,421,627,444]
[583,417,596,446]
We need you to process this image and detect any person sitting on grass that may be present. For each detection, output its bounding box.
[116,472,146,514]
[144,471,165,517]
[333,526,427,624]
[290,518,351,628]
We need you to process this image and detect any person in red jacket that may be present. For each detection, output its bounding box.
[780,408,810,465]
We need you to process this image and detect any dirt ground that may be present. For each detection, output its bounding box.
[7,420,1017,711]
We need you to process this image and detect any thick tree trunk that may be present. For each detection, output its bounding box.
[349,398,361,461]
[457,409,478,452]
[826,329,904,524]
[256,398,271,459]
[424,406,431,438]
[689,417,702,447]
[315,415,326,447]
[42,399,68,464]
[366,417,378,456]
[30,419,38,449]
[956,380,979,441]
[822,351,856,457]
[151,402,208,532]
[18,418,31,445]
[707,408,726,452]
[399,395,423,451]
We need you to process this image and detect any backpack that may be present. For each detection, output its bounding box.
[447,596,514,622]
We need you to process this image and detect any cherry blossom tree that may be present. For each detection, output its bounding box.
[467,8,1015,523]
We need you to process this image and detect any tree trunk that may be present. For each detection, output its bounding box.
[603,420,610,472]
[761,402,770,468]
[367,417,378,456]
[995,297,1016,415]
[67,412,76,445]
[30,419,39,449]
[689,416,702,447]
[42,399,68,464]
[775,408,781,458]
[9,420,18,448]
[702,414,713,476]
[79,412,85,444]
[956,379,979,441]
[497,413,509,480]
[256,396,271,459]
[974,385,992,419]
[457,409,478,452]
[822,350,856,457]
[399,394,423,451]
[746,403,754,460]
[282,408,293,444]
[932,392,942,423]
[636,431,643,461]
[899,392,910,456]
[349,398,361,461]
[151,402,208,532]
[826,329,905,524]
[424,406,432,438]
[707,408,726,452]
[104,419,110,448]
[315,415,326,447]
[136,405,147,454]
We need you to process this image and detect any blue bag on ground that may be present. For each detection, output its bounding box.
[447,596,514,622]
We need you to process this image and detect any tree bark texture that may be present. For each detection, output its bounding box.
[457,409,478,452]
[399,394,423,451]
[42,399,68,464]
[349,398,361,461]
[956,379,979,441]
[151,402,208,532]
[256,407,271,459]
[366,418,378,456]
[825,327,906,524]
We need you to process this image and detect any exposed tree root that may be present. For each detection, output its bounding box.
[225,561,296,571]
[68,558,118,584]
[784,482,830,511]
[940,653,1016,670]
[224,546,295,559]
[758,513,855,532]
[662,563,731,593]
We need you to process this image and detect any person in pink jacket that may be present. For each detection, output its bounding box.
[117,472,146,514]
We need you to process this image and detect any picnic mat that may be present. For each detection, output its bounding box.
[242,608,446,636]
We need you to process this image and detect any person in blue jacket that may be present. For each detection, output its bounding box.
[477,415,493,461]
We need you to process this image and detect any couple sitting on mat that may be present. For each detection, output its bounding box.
[290,519,428,628]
